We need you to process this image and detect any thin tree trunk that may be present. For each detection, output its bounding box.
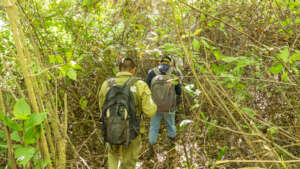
[0,89,18,169]
[5,0,53,168]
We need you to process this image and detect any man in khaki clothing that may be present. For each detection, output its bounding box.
[99,57,157,169]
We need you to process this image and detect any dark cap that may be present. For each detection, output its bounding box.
[160,56,172,63]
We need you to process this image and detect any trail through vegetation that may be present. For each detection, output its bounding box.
[0,0,299,168]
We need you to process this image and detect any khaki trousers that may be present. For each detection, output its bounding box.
[107,135,141,169]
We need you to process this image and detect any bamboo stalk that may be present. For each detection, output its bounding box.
[5,0,53,168]
[0,89,18,169]
[216,159,300,165]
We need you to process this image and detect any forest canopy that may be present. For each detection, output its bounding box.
[0,0,299,168]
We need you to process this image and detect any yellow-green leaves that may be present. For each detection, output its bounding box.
[278,48,289,63]
[268,64,283,74]
[14,146,36,165]
[213,50,223,61]
[0,114,22,131]
[13,98,31,120]
[49,55,64,64]
[192,39,200,51]
[66,67,77,81]
[269,126,278,135]
[25,113,48,129]
[291,50,300,62]
[217,146,228,160]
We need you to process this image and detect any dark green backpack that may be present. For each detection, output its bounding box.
[101,77,140,146]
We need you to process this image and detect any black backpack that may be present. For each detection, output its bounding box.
[101,77,140,146]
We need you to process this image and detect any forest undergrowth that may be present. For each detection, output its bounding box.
[0,0,299,169]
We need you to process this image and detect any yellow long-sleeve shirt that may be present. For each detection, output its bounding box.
[99,71,157,133]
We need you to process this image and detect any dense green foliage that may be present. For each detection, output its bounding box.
[0,0,299,168]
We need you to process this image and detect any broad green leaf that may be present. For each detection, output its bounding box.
[213,50,222,61]
[56,55,64,64]
[0,131,5,139]
[11,131,20,142]
[80,97,88,110]
[296,113,300,117]
[13,98,31,120]
[67,68,77,81]
[48,55,56,64]
[192,39,200,51]
[242,107,256,116]
[217,146,228,160]
[268,64,283,74]
[200,112,208,127]
[66,51,73,61]
[221,56,239,63]
[0,150,6,155]
[277,48,289,63]
[269,127,278,135]
[193,29,202,36]
[34,160,51,169]
[291,51,300,61]
[24,128,36,145]
[282,72,289,82]
[25,113,48,129]
[0,114,22,131]
[0,142,8,148]
[14,146,36,165]
[201,38,210,48]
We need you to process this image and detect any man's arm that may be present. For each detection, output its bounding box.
[145,69,156,88]
[99,81,109,111]
[137,81,157,118]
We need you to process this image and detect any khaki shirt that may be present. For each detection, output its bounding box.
[99,72,157,133]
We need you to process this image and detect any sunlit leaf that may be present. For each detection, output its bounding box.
[291,51,300,61]
[13,98,31,120]
[24,128,36,145]
[242,107,256,116]
[80,97,88,110]
[282,72,289,82]
[213,50,222,61]
[0,131,5,139]
[66,51,73,61]
[0,114,22,131]
[11,131,20,142]
[277,48,289,63]
[25,113,48,129]
[269,127,278,135]
[192,39,200,51]
[217,146,228,160]
[67,68,77,81]
[268,64,283,74]
[221,56,239,63]
[14,146,36,165]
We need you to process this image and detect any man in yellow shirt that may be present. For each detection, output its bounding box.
[99,57,157,169]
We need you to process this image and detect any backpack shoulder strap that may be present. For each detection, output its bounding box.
[123,77,140,88]
[153,67,161,76]
[123,77,142,114]
[107,78,116,88]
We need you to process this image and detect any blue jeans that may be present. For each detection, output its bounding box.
[149,112,176,146]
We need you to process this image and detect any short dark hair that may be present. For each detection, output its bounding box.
[119,57,136,71]
[160,56,172,63]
